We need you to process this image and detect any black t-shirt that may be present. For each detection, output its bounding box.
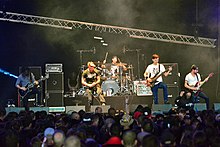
[82,68,100,84]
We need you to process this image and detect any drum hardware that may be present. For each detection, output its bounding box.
[101,79,120,96]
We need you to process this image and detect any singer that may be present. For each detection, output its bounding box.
[81,61,106,110]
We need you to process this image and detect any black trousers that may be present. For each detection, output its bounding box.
[193,91,209,110]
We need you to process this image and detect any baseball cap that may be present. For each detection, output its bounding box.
[191,64,198,70]
[87,61,96,67]
[44,127,55,137]
[152,54,159,59]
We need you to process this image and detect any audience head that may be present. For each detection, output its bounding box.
[122,130,137,147]
[64,135,81,147]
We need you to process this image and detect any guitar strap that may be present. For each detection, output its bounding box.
[156,64,161,83]
[159,64,160,73]
[195,73,199,82]
[149,64,160,78]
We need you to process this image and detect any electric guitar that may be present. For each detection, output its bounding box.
[190,72,214,96]
[146,64,176,87]
[18,75,48,98]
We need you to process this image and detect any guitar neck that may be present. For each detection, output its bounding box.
[151,72,164,81]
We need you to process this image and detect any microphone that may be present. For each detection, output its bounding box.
[122,46,126,54]
[93,47,96,54]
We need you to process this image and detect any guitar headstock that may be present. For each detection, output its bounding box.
[208,72,214,78]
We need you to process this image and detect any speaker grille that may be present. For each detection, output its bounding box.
[45,72,64,93]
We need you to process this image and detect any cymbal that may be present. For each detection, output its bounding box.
[115,63,127,66]
[93,61,103,64]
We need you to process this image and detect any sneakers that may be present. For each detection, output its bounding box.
[102,103,106,106]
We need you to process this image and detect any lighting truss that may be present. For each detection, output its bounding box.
[0,11,216,48]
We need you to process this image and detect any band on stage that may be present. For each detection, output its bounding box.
[15,53,212,111]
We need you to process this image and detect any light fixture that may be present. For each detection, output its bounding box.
[94,36,103,40]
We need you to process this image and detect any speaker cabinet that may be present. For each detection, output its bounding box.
[19,66,42,79]
[45,72,64,93]
[162,63,180,86]
[45,92,64,107]
[158,85,179,104]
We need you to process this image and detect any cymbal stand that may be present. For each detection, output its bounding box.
[123,48,142,80]
[118,66,124,94]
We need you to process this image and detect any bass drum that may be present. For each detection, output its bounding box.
[102,80,119,96]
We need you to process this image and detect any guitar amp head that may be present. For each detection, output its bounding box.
[45,64,63,73]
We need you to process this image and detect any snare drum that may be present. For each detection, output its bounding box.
[101,79,119,96]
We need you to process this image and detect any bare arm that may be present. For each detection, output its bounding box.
[163,66,172,77]
[144,71,148,79]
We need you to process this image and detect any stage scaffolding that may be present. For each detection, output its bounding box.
[0,11,216,48]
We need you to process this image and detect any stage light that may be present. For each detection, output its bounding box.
[94,36,103,40]
[102,43,108,46]
[0,68,18,78]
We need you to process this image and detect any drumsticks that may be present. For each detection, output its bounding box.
[103,52,108,64]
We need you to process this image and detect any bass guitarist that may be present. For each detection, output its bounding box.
[184,65,210,110]
[15,67,41,110]
[144,54,172,104]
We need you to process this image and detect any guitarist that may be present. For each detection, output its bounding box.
[144,54,172,104]
[184,64,210,110]
[15,67,41,110]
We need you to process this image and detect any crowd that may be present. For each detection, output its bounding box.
[0,104,220,147]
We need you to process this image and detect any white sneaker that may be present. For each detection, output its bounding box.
[102,103,106,106]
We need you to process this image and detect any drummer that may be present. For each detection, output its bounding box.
[102,56,127,79]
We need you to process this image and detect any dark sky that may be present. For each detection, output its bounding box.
[0,0,219,106]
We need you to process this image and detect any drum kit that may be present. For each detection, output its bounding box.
[76,62,134,97]
[99,62,134,96]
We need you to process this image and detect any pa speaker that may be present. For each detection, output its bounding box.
[194,103,207,111]
[45,92,64,107]
[29,107,49,113]
[152,104,172,113]
[6,107,25,114]
[214,103,220,112]
[66,106,85,113]
[45,72,64,93]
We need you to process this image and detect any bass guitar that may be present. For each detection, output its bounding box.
[190,72,214,96]
[18,75,48,98]
[146,64,176,87]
